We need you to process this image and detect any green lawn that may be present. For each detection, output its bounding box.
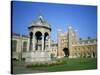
[12,58,97,74]
[28,58,97,72]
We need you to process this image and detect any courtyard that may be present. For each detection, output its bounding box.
[12,58,97,74]
[11,2,97,74]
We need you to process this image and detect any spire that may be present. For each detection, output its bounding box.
[37,10,44,23]
[39,15,43,19]
[29,10,51,29]
[38,15,43,23]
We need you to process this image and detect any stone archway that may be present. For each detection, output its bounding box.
[44,32,49,50]
[35,31,42,50]
[63,47,69,57]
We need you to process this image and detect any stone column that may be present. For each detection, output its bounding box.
[48,36,51,51]
[68,26,73,58]
[42,34,44,51]
[29,35,32,51]
[32,33,35,51]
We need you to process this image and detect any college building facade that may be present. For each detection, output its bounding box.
[12,16,97,61]
[57,26,97,58]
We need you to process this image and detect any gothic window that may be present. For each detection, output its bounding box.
[12,40,17,52]
[23,41,27,52]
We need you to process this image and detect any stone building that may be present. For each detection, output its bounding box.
[12,15,52,62]
[72,38,97,58]
[12,33,58,60]
[57,26,97,58]
[11,33,29,60]
[50,40,58,57]
[12,16,97,60]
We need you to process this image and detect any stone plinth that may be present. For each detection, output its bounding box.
[25,51,51,63]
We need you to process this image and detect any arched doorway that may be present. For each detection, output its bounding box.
[93,52,95,58]
[35,31,42,50]
[63,47,69,57]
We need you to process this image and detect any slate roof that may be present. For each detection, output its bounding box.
[12,33,29,38]
[28,16,51,30]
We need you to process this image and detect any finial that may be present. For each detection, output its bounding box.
[37,9,44,21]
[68,25,72,29]
[38,9,43,17]
[39,15,43,19]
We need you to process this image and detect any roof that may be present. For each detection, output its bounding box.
[28,16,51,30]
[78,38,97,44]
[12,33,29,38]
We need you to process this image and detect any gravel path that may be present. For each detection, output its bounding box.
[12,60,47,74]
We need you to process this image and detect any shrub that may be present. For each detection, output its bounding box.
[26,59,65,68]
